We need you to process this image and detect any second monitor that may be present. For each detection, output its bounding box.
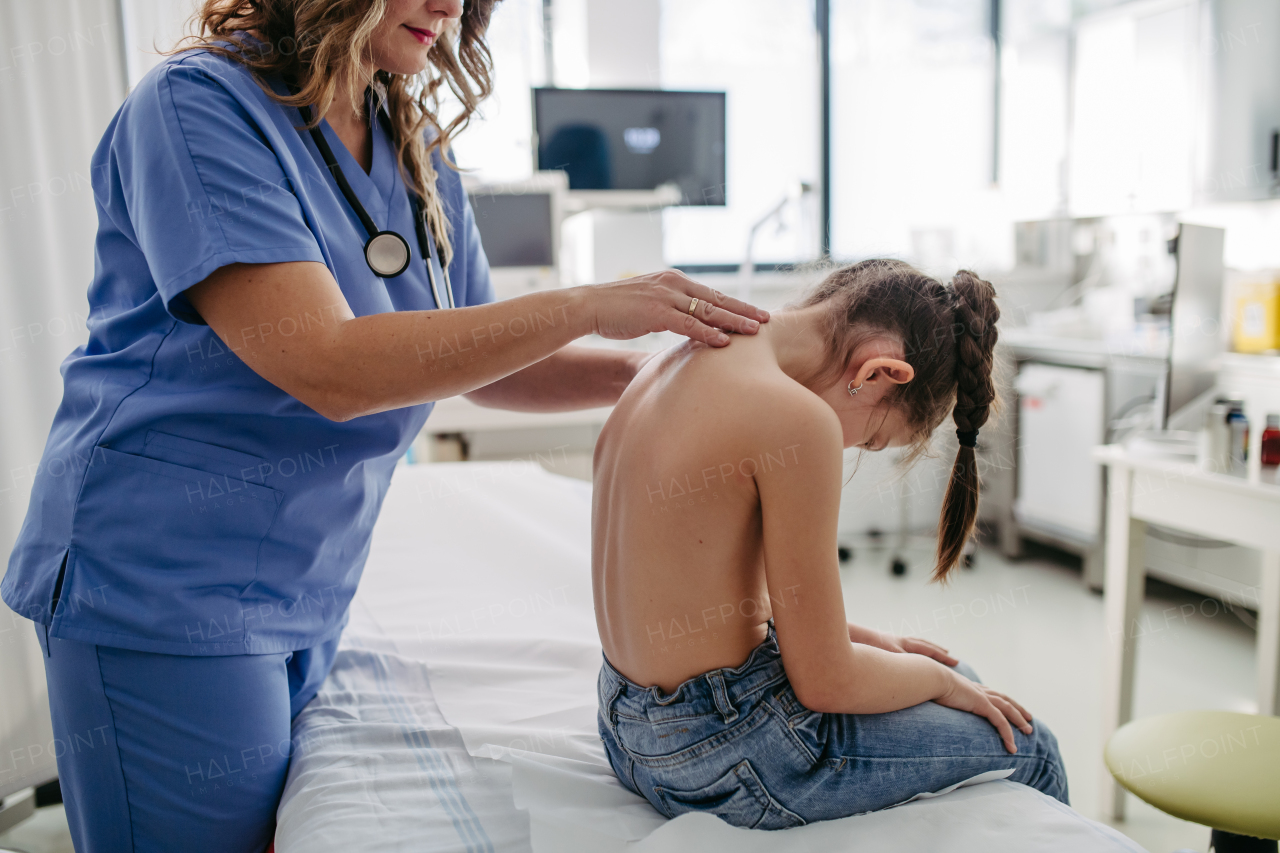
[533,87,726,205]
[466,171,566,300]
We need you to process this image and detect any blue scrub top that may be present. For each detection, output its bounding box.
[1,44,495,655]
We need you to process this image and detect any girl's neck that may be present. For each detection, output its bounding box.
[759,306,836,393]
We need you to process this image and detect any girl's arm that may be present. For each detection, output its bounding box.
[847,623,958,667]
[753,388,1030,752]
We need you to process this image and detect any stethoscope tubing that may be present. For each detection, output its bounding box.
[408,192,455,310]
[294,95,453,310]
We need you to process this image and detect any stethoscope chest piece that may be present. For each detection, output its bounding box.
[365,231,411,278]
[293,86,453,307]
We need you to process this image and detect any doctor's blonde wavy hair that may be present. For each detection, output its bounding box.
[174,0,500,267]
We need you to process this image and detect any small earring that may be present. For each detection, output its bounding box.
[848,380,864,397]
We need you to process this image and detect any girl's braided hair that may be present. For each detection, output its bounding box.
[799,259,1000,581]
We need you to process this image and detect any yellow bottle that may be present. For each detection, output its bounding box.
[1233,277,1280,354]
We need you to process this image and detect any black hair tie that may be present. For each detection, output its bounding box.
[956,429,979,448]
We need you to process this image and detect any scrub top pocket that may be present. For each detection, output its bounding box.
[58,445,282,652]
[142,430,270,480]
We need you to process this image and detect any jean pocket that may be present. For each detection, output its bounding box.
[653,759,805,830]
[771,685,826,758]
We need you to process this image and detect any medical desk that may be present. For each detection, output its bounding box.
[1093,444,1280,821]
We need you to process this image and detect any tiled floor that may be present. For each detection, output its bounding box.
[0,543,1257,852]
[0,804,73,853]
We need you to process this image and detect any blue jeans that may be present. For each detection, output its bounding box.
[597,626,1068,829]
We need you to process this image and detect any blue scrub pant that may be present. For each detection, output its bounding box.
[36,626,339,852]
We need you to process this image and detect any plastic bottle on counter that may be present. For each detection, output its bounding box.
[1263,414,1280,468]
[1227,403,1249,474]
[1199,403,1232,473]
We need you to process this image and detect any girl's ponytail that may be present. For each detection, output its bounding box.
[798,260,1002,581]
[935,270,1000,581]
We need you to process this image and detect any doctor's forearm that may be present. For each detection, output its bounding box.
[305,289,597,419]
[189,260,761,421]
[464,346,646,412]
[189,262,596,421]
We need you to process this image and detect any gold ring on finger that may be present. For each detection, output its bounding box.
[687,297,699,316]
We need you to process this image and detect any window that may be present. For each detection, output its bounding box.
[449,0,547,183]
[829,0,1001,273]
[1068,0,1199,216]
[659,0,822,267]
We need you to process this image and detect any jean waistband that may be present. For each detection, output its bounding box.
[599,623,786,723]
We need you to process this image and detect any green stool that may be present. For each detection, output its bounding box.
[1105,711,1280,852]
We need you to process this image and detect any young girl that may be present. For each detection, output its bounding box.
[591,259,1067,829]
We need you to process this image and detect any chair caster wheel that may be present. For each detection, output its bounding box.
[838,546,853,563]
[890,557,907,576]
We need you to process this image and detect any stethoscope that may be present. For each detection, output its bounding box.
[295,97,455,310]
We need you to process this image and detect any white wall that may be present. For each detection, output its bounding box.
[586,0,660,87]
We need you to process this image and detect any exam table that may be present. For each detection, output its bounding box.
[274,461,1147,852]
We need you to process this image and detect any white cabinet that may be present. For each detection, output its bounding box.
[1014,363,1107,541]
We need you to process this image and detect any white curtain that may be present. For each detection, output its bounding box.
[0,0,127,801]
[119,0,200,88]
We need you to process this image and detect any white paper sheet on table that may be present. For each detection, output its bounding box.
[276,462,1147,853]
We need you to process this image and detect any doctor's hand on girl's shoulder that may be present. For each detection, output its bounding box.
[573,269,770,348]
[935,670,1035,755]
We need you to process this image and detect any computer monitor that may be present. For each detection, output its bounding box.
[1162,223,1226,427]
[533,87,726,205]
[468,191,555,268]
[466,172,566,299]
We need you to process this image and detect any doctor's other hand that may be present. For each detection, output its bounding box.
[935,671,1035,755]
[577,270,769,347]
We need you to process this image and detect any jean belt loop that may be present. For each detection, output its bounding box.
[605,678,627,736]
[706,671,739,724]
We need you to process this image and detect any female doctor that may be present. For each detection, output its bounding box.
[0,0,768,849]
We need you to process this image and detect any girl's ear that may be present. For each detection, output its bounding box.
[856,357,915,386]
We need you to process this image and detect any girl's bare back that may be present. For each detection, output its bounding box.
[592,266,1041,765]
[591,334,801,692]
